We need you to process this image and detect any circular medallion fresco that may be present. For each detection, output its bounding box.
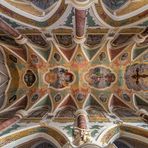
[44,67,75,89]
[84,66,116,90]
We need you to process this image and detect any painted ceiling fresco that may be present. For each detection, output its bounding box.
[0,0,148,148]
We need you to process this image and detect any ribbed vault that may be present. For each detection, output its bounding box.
[0,0,147,148]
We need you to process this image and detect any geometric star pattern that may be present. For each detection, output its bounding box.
[0,0,148,148]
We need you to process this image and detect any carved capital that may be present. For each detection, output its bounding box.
[73,127,91,146]
[15,109,28,118]
[134,34,146,44]
[15,36,28,44]
[66,0,98,10]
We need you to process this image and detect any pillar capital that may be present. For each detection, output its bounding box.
[66,0,98,10]
[75,109,87,117]
[15,36,28,44]
[134,34,146,44]
[15,109,28,119]
[136,109,148,123]
[74,36,86,44]
[136,109,148,115]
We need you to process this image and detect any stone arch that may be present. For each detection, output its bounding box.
[133,94,148,112]
[54,95,78,118]
[10,133,61,148]
[0,126,69,148]
[78,143,101,148]
[31,140,57,148]
[0,47,10,110]
[113,139,133,148]
[97,124,148,147]
[108,95,137,118]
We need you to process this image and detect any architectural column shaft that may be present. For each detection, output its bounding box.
[0,19,28,45]
[77,115,87,129]
[0,19,20,38]
[75,9,86,38]
[0,110,27,131]
[73,110,91,146]
[0,116,20,131]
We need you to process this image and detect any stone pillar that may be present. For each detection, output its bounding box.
[0,116,20,131]
[74,9,86,44]
[0,19,27,44]
[0,110,27,131]
[75,9,86,38]
[73,110,91,146]
[0,18,20,38]
[77,114,87,129]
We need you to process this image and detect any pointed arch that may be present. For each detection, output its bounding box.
[109,94,137,118]
[97,124,148,147]
[0,125,69,148]
[83,94,107,119]
[134,94,148,112]
[54,94,78,118]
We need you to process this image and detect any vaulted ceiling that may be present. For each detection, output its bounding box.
[0,0,148,147]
